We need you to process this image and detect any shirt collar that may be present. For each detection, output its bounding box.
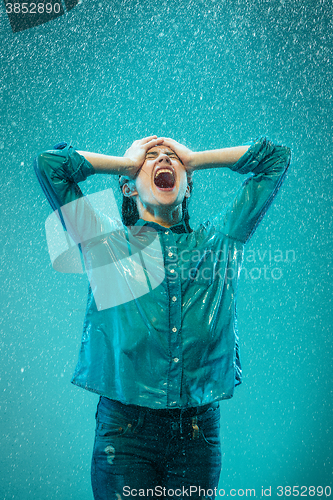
[134,218,191,234]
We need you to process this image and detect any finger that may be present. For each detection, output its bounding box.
[140,135,158,144]
[161,138,179,147]
[161,139,178,151]
[161,137,177,143]
[143,137,164,150]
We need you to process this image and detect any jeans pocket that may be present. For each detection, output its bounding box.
[198,409,221,448]
[95,420,131,438]
[200,427,221,447]
[95,402,135,439]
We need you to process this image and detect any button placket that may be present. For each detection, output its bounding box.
[163,231,183,407]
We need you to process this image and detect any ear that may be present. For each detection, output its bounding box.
[184,184,191,198]
[122,181,138,198]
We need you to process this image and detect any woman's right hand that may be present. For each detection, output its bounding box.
[123,136,164,177]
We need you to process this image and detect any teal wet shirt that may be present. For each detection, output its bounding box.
[34,137,291,408]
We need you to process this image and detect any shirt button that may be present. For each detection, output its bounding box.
[172,327,177,332]
[172,296,177,302]
[168,252,173,257]
[173,357,179,363]
[170,269,175,273]
[165,231,169,235]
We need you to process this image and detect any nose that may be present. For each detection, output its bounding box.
[157,154,171,164]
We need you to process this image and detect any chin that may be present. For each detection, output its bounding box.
[157,191,183,203]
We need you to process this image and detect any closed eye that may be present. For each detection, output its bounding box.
[145,152,179,159]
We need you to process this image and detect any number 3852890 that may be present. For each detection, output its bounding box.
[277,486,331,497]
[5,3,62,14]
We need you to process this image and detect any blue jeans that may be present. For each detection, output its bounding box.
[91,397,222,500]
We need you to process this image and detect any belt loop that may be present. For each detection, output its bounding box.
[133,410,145,433]
[180,408,184,434]
[138,412,145,426]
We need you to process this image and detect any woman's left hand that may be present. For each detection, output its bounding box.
[161,138,195,172]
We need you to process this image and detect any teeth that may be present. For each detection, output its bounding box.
[155,169,174,178]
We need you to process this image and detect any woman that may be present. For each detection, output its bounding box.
[34,135,291,499]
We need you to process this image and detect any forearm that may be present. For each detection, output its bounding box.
[77,151,137,177]
[189,145,250,171]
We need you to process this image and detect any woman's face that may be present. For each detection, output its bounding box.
[123,145,190,213]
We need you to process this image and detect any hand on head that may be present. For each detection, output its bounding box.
[123,136,164,175]
[123,136,194,176]
[158,138,194,172]
[120,135,193,228]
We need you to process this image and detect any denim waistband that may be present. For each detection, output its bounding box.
[99,397,219,419]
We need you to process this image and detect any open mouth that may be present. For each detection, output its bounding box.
[154,168,176,190]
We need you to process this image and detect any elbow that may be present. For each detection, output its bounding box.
[34,151,47,176]
[34,151,53,178]
[33,149,61,182]
[34,146,68,176]
[282,146,292,170]
[274,144,292,168]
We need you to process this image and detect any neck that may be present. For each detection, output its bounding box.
[137,203,183,228]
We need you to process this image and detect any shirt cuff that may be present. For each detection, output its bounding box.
[229,136,274,175]
[53,142,95,183]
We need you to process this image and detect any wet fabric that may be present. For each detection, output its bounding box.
[34,137,291,409]
[91,396,222,500]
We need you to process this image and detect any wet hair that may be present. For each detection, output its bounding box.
[119,175,193,232]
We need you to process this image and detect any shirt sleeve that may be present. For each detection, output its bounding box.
[212,136,291,244]
[34,143,122,251]
[34,142,95,210]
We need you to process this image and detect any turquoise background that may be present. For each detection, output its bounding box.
[1,0,332,498]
